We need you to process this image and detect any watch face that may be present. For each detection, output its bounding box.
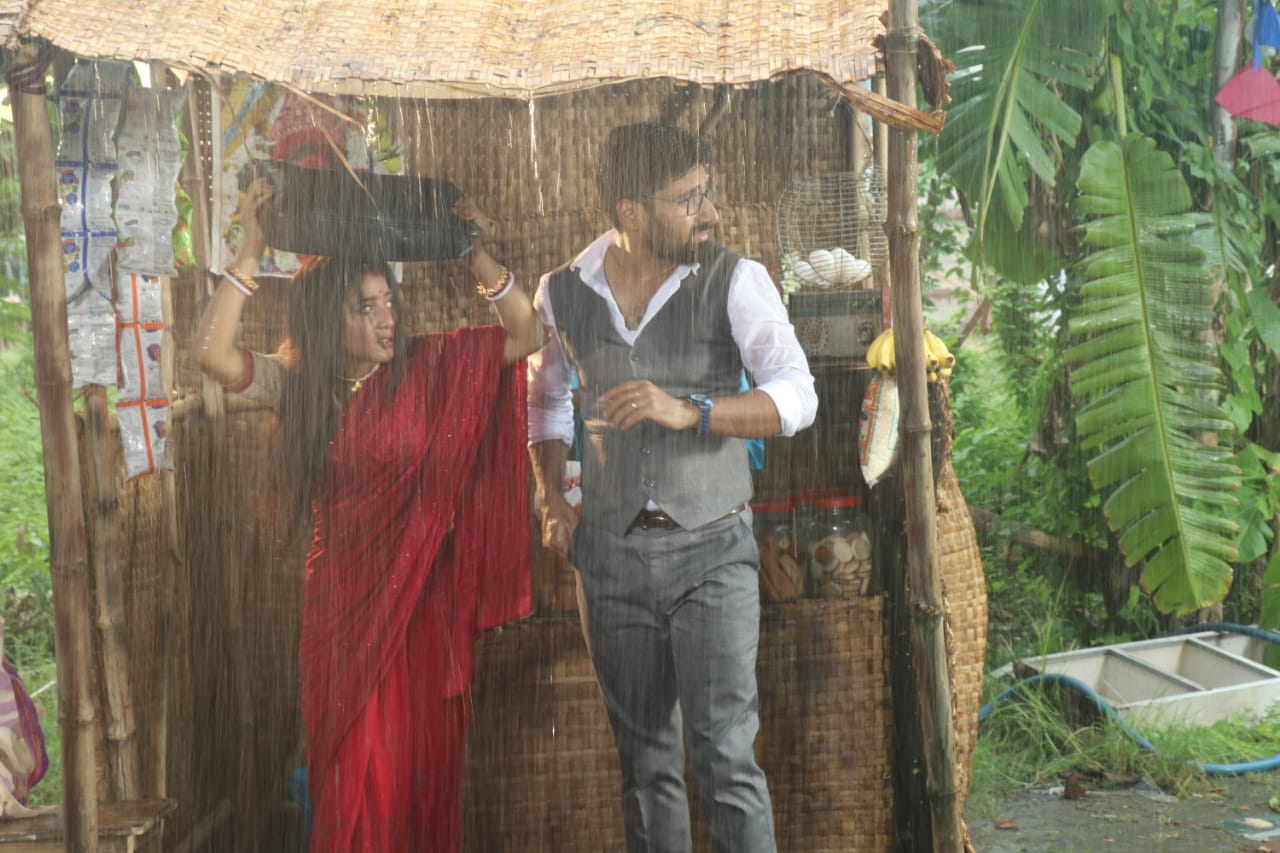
[690,394,712,409]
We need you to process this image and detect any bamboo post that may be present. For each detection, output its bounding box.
[884,2,964,849]
[150,60,187,801]
[182,76,224,419]
[81,386,142,801]
[873,74,892,325]
[9,40,100,852]
[182,73,259,827]
[153,276,177,799]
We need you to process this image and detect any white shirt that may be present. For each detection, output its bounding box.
[527,231,818,446]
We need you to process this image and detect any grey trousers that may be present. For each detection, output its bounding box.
[570,511,777,853]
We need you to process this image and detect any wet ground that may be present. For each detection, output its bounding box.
[966,773,1280,852]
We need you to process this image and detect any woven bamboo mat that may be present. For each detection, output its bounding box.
[464,599,892,853]
[936,459,987,804]
[24,0,885,99]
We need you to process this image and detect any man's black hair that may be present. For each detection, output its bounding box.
[597,123,709,229]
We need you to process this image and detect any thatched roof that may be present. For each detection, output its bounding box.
[14,0,885,99]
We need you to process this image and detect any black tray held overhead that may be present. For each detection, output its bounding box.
[247,159,479,263]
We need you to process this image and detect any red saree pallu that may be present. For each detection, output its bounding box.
[300,326,530,852]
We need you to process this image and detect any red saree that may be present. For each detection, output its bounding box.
[300,326,530,852]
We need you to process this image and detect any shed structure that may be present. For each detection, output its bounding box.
[2,0,985,850]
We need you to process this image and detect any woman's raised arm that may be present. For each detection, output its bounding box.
[457,200,546,365]
[194,177,272,385]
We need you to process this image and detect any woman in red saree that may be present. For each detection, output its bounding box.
[195,178,545,852]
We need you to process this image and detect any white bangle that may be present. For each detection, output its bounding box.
[223,267,257,297]
[481,269,515,302]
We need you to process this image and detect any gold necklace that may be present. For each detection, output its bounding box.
[339,362,381,393]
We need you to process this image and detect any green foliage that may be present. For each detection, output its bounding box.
[1067,134,1241,614]
[0,111,57,803]
[932,0,1108,283]
[1260,550,1280,670]
[949,343,1116,667]
[0,319,53,658]
[930,0,1280,619]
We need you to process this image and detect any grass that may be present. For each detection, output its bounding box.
[966,673,1280,819]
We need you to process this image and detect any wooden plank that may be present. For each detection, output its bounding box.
[0,799,174,849]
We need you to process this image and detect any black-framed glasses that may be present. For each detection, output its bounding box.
[645,181,717,216]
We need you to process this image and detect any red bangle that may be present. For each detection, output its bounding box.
[224,267,258,297]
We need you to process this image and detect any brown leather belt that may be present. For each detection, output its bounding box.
[626,504,746,534]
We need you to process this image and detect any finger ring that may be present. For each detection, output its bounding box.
[631,402,638,410]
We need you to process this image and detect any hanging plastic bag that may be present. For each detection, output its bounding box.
[0,619,53,818]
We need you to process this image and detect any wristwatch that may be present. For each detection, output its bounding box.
[688,394,714,435]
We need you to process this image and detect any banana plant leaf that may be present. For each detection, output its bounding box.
[933,0,1108,283]
[1065,134,1241,615]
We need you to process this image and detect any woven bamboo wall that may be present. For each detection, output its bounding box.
[92,71,984,852]
[464,602,893,853]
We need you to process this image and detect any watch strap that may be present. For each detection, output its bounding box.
[689,394,713,434]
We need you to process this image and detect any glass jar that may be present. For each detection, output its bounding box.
[806,496,873,599]
[791,486,846,572]
[751,499,804,601]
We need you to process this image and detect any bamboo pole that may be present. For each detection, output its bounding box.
[808,69,945,134]
[182,72,259,830]
[153,274,178,799]
[151,60,187,801]
[10,40,100,852]
[82,386,142,801]
[873,74,892,326]
[884,2,963,849]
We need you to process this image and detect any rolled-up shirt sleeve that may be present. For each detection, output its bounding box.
[526,274,577,447]
[728,259,818,436]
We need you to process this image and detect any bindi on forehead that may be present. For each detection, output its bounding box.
[349,273,390,301]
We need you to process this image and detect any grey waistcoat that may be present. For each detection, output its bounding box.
[548,241,753,536]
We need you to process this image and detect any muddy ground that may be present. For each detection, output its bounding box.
[965,772,1280,852]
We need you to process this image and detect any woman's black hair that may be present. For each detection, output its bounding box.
[274,255,408,520]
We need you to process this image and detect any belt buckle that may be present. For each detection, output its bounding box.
[628,509,678,533]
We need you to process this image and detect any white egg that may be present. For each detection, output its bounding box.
[845,257,872,283]
[791,259,820,285]
[807,249,837,284]
[830,247,855,283]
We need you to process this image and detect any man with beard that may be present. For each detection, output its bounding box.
[527,122,817,853]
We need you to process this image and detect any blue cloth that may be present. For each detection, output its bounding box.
[741,373,766,476]
[1258,0,1280,62]
[288,767,312,842]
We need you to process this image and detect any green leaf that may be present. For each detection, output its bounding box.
[1247,287,1280,358]
[935,0,1109,282]
[1066,133,1241,616]
[1259,549,1280,669]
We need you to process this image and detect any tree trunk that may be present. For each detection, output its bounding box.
[1212,0,1246,166]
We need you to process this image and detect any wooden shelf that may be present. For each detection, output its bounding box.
[0,799,174,853]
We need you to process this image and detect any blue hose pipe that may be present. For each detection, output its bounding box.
[979,623,1280,776]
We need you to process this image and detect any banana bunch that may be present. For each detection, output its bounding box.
[866,327,897,375]
[866,326,956,383]
[924,327,955,382]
